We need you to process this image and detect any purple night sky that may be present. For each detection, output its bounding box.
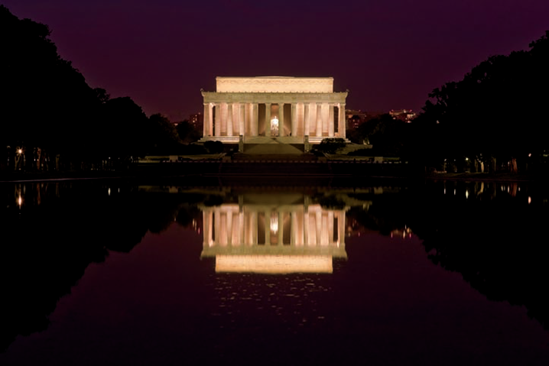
[3,0,548,120]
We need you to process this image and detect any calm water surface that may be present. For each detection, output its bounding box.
[0,181,548,365]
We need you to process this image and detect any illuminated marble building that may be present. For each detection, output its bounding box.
[200,77,348,144]
[200,193,347,273]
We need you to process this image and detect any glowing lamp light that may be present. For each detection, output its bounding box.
[270,216,278,233]
[17,149,22,154]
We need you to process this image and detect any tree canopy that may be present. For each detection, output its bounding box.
[413,30,549,172]
[0,5,189,170]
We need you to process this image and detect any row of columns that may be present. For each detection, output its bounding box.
[203,102,346,139]
[203,207,345,248]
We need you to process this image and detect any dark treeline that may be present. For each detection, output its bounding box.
[348,32,549,174]
[411,31,549,173]
[0,6,200,172]
[347,113,413,158]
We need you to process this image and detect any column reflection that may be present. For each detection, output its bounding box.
[200,193,347,274]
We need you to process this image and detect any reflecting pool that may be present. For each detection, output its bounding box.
[0,181,548,365]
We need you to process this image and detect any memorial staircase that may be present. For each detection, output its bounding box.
[243,137,304,155]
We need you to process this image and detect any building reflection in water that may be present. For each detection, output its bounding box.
[200,193,347,274]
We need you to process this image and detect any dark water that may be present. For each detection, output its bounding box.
[0,181,548,365]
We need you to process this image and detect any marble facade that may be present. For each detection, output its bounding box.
[201,76,348,144]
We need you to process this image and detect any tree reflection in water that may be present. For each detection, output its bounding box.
[348,181,549,330]
[1,180,548,357]
[411,181,549,330]
[0,182,211,351]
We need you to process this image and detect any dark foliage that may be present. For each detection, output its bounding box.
[204,140,224,154]
[0,6,187,170]
[411,31,549,172]
[315,138,347,154]
[176,120,201,143]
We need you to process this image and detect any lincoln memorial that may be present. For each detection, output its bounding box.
[201,76,348,144]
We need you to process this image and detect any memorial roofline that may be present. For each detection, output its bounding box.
[215,76,336,93]
[216,76,334,79]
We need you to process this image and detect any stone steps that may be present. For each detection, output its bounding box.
[243,143,303,155]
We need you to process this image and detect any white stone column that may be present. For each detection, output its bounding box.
[321,103,329,137]
[278,103,284,137]
[233,103,239,135]
[278,212,283,245]
[291,103,297,136]
[308,103,316,136]
[252,103,258,136]
[315,103,322,137]
[245,103,251,136]
[315,211,322,246]
[214,103,221,137]
[225,211,232,246]
[265,103,271,136]
[246,212,253,246]
[328,104,334,137]
[239,211,244,246]
[298,103,305,136]
[239,103,245,136]
[252,211,258,244]
[321,213,329,246]
[290,212,296,246]
[265,210,270,244]
[304,211,309,246]
[328,212,334,245]
[220,212,227,246]
[304,103,310,136]
[227,103,233,137]
[339,103,346,139]
[338,211,345,247]
[203,211,209,246]
[221,103,229,136]
[203,103,213,136]
[214,209,221,245]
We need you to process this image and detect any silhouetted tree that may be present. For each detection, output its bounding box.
[413,31,549,173]
[0,6,167,171]
[148,114,183,154]
[0,5,104,168]
[94,97,151,159]
[176,120,201,143]
[355,114,410,157]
